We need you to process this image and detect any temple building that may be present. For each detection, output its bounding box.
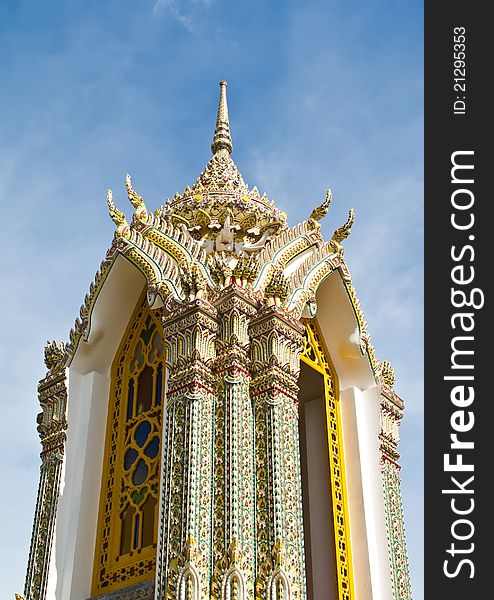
[19,81,412,600]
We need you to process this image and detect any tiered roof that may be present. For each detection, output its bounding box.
[48,81,396,395]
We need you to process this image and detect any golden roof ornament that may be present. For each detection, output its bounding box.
[378,360,396,388]
[125,173,148,219]
[308,188,332,229]
[330,208,355,254]
[80,81,362,364]
[156,80,288,256]
[107,189,130,238]
[44,340,66,372]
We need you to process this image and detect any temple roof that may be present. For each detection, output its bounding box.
[56,81,395,386]
[156,81,288,256]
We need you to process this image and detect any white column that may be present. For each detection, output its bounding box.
[340,385,393,600]
[53,369,110,600]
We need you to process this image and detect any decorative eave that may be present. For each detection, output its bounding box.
[156,154,289,255]
[51,81,393,392]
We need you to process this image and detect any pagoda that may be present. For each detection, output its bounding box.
[20,81,412,600]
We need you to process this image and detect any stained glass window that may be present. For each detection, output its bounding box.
[92,299,165,594]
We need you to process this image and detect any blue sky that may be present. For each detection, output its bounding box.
[0,0,423,597]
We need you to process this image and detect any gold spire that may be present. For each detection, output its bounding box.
[211,80,233,155]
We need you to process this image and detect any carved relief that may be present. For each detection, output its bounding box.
[24,359,67,600]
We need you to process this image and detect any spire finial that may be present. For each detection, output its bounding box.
[211,80,233,155]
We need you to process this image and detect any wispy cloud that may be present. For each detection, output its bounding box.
[153,0,216,31]
[153,0,193,30]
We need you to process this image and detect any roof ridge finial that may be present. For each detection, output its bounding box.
[211,80,233,155]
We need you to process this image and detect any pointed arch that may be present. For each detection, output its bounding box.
[267,568,292,600]
[177,564,201,600]
[91,293,165,595]
[222,566,246,600]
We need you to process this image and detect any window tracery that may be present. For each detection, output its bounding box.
[92,300,165,594]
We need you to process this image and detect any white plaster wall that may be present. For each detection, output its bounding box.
[340,386,393,600]
[316,272,393,600]
[72,255,146,377]
[70,371,111,599]
[54,371,110,600]
[316,272,376,391]
[45,255,146,599]
[339,386,372,599]
[357,386,393,600]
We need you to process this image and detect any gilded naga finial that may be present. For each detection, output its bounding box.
[44,340,66,372]
[211,80,233,155]
[107,189,130,237]
[378,360,396,388]
[330,208,355,254]
[125,173,148,219]
[308,187,332,229]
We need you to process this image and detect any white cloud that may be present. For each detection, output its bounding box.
[153,0,215,31]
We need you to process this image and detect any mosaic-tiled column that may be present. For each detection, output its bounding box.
[24,344,68,600]
[378,363,412,600]
[249,306,306,600]
[157,300,218,599]
[211,285,257,598]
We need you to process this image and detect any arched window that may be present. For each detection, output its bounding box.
[92,298,165,595]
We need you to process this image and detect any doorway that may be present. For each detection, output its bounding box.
[298,360,338,600]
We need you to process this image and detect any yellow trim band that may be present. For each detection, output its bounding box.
[301,320,355,600]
